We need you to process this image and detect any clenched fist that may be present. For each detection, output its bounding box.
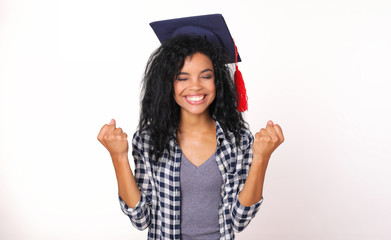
[97,119,129,158]
[253,120,284,161]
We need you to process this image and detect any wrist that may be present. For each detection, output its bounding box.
[253,153,270,162]
[110,151,128,158]
[252,154,270,169]
[110,153,129,165]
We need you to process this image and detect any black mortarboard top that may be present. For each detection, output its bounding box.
[149,13,241,64]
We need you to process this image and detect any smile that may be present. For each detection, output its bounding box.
[184,95,206,104]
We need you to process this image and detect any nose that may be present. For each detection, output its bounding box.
[189,77,202,91]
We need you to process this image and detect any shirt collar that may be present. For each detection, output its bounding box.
[215,120,227,146]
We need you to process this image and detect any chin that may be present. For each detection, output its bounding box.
[181,107,210,116]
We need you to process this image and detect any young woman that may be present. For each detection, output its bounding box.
[97,34,284,240]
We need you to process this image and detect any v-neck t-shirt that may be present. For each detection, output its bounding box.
[180,152,222,240]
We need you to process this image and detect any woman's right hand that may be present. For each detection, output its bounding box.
[98,119,141,209]
[97,119,129,158]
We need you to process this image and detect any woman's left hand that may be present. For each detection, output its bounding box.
[253,120,285,161]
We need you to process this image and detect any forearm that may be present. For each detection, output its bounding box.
[111,153,141,208]
[238,155,269,207]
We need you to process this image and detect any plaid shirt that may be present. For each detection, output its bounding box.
[119,120,263,240]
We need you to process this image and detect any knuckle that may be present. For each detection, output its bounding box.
[265,137,270,142]
[120,133,126,138]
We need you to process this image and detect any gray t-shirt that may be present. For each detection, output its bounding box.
[180,152,222,240]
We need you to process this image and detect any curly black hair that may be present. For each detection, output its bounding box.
[139,34,248,159]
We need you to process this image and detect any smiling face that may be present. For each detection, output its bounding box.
[173,52,216,117]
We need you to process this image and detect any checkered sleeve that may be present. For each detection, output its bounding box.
[231,130,263,232]
[118,131,152,231]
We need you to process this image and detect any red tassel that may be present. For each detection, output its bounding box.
[233,39,248,112]
[234,65,248,112]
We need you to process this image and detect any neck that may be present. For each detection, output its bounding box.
[178,110,215,134]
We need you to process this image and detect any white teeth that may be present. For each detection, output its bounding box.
[186,95,204,101]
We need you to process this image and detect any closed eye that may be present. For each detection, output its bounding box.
[202,75,213,79]
[200,69,214,79]
[176,72,189,81]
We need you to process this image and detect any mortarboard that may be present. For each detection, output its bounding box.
[149,14,248,112]
[150,14,240,63]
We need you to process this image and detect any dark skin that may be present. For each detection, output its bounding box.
[173,53,217,167]
[176,117,216,167]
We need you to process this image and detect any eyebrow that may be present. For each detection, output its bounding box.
[177,68,214,75]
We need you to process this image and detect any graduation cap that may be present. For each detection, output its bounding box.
[149,14,248,112]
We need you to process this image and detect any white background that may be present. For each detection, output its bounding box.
[1,0,390,239]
